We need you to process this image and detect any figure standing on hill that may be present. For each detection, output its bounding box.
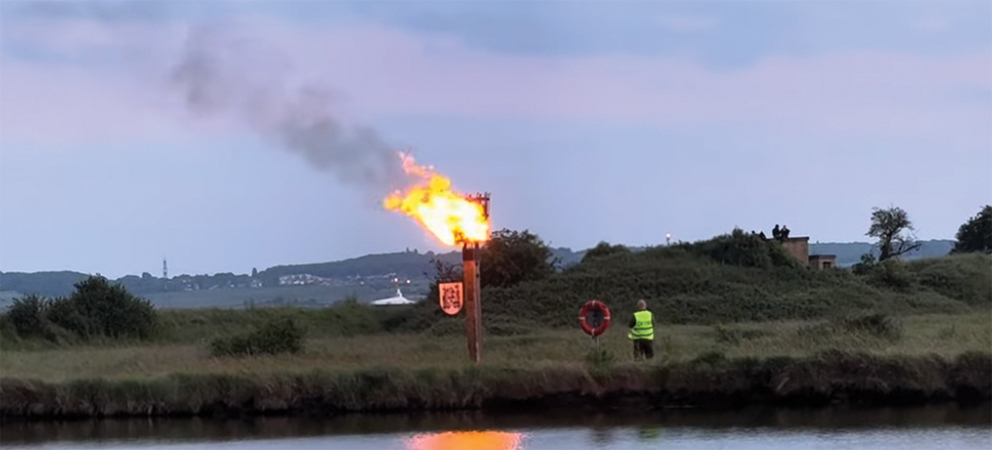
[628,300,655,360]
[781,225,791,239]
[772,224,781,240]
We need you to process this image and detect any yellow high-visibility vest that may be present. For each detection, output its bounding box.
[627,310,654,340]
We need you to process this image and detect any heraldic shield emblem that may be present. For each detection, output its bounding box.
[439,282,464,315]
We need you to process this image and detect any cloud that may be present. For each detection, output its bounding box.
[1,16,989,146]
[656,15,719,33]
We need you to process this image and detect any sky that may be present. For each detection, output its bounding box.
[0,0,990,278]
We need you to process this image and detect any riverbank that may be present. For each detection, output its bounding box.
[2,350,989,421]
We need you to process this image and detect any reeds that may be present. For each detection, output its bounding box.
[2,351,988,420]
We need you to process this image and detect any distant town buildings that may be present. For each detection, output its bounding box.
[277,273,412,287]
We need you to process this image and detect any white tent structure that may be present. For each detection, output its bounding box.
[370,288,417,306]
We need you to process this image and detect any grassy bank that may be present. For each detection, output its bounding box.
[2,313,988,381]
[2,350,989,420]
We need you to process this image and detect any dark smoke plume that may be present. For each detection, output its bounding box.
[170,25,404,193]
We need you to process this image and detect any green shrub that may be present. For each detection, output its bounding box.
[209,318,306,357]
[581,242,631,263]
[64,276,157,339]
[0,277,156,344]
[676,228,801,269]
[4,294,49,338]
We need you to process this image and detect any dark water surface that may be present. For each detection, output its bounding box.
[2,405,989,449]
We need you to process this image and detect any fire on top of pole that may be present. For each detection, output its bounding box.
[382,151,491,363]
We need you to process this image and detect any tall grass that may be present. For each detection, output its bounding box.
[2,350,988,420]
[2,313,987,383]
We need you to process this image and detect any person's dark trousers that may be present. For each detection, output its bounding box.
[632,339,654,360]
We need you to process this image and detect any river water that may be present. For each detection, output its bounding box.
[3,406,989,449]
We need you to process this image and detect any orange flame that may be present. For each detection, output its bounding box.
[384,152,489,246]
[405,431,523,450]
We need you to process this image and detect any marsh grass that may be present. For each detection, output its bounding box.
[2,313,987,383]
[3,350,988,420]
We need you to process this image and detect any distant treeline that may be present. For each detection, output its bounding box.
[0,240,954,300]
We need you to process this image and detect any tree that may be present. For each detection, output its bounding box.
[480,228,558,288]
[867,206,921,261]
[251,267,259,278]
[953,205,992,254]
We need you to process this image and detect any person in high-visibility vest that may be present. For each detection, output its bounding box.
[627,299,655,360]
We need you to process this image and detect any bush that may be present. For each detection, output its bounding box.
[4,295,48,338]
[582,242,630,263]
[0,276,157,343]
[676,228,801,269]
[63,276,157,339]
[44,297,92,338]
[209,318,306,357]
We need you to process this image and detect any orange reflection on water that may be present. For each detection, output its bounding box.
[405,430,523,450]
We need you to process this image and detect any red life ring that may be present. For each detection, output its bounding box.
[578,300,611,337]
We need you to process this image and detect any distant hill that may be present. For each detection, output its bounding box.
[0,271,89,297]
[256,249,462,285]
[258,247,588,283]
[0,240,954,309]
[809,239,954,267]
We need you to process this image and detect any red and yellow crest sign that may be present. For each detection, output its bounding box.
[439,282,464,315]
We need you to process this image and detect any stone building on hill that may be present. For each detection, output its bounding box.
[776,235,837,270]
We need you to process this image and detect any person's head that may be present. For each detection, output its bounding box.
[636,300,647,310]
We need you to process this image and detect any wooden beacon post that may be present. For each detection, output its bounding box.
[463,193,490,364]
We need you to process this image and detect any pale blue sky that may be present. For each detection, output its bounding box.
[1,1,989,278]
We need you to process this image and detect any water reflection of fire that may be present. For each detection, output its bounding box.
[405,431,523,450]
